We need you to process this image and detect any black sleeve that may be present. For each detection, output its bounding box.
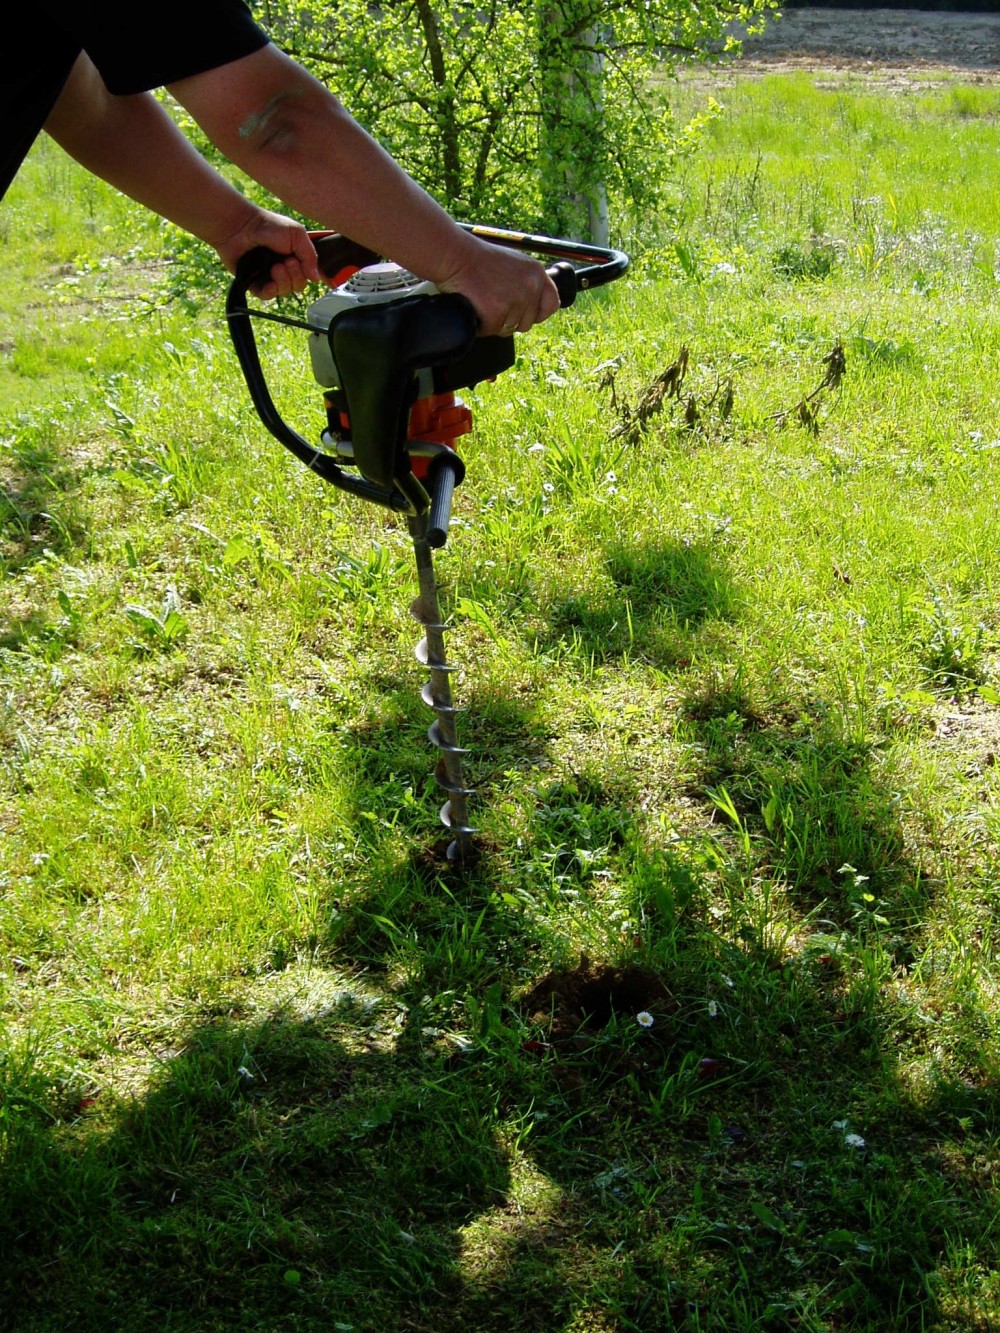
[49,0,270,95]
[0,2,271,201]
[0,41,80,200]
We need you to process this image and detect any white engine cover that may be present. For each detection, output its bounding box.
[307,263,439,390]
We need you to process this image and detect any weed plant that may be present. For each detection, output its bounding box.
[2,71,1000,1332]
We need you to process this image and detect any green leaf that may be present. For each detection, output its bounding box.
[822,1229,858,1249]
[750,1200,783,1232]
[223,536,254,568]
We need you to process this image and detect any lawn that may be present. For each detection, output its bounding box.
[2,67,1000,1331]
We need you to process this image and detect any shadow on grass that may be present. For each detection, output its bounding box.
[4,538,997,1331]
[4,912,999,1333]
[0,1009,514,1331]
[533,534,740,670]
[676,669,927,937]
[0,432,88,580]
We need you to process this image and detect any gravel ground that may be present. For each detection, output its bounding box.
[732,5,1000,73]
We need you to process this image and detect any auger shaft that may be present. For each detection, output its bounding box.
[407,511,475,860]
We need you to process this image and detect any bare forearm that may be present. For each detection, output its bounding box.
[237,109,466,283]
[44,55,256,250]
[46,44,557,333]
[169,46,559,333]
[170,52,469,283]
[43,53,319,294]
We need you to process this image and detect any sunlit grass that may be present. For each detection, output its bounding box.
[667,70,1000,245]
[2,69,1000,1331]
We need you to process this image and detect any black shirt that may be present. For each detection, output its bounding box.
[2,0,269,199]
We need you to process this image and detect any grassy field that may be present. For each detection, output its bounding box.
[2,70,1000,1332]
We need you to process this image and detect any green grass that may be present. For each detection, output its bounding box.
[3,72,1000,1331]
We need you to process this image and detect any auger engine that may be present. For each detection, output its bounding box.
[304,249,516,544]
[227,226,628,859]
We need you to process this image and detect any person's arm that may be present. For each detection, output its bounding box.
[43,52,319,297]
[167,45,560,336]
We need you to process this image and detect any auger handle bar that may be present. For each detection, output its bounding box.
[227,243,417,512]
[458,224,629,305]
[225,228,629,517]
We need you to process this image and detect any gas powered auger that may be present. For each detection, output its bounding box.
[226,225,628,860]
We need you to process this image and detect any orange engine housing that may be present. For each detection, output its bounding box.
[327,391,473,481]
[406,393,473,478]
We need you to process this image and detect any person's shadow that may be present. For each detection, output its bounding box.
[3,828,989,1333]
[2,528,992,1332]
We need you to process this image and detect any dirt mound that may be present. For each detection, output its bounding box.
[521,958,674,1038]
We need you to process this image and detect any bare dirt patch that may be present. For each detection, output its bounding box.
[521,959,675,1038]
[729,6,1000,81]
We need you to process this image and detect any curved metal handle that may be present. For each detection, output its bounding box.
[225,227,630,513]
[226,247,414,511]
[460,224,630,301]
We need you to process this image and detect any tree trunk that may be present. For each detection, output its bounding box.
[414,0,463,204]
[535,6,609,244]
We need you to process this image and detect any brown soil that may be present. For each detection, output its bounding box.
[521,958,674,1038]
[730,6,1000,79]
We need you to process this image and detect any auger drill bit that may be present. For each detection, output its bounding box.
[408,510,476,861]
[227,229,627,857]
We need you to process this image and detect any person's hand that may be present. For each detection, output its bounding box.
[435,237,561,337]
[211,205,321,298]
